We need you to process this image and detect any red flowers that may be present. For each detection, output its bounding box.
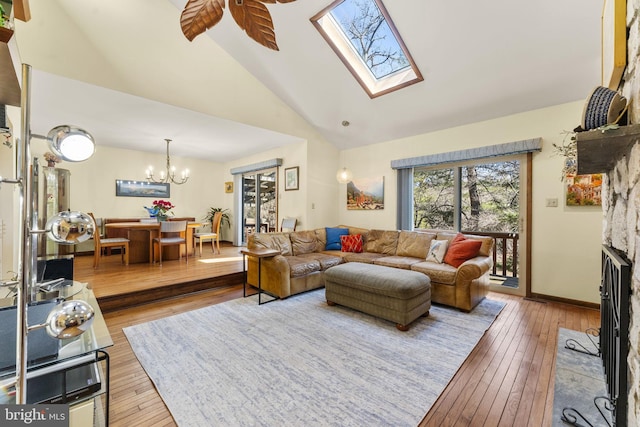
[152,200,175,214]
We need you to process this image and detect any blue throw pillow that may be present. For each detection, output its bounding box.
[325,227,349,250]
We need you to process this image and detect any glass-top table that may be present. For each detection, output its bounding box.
[0,283,113,394]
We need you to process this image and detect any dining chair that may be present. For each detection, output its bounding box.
[152,220,188,265]
[280,217,297,232]
[88,213,130,268]
[193,211,222,256]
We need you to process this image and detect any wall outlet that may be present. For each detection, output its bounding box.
[546,198,558,207]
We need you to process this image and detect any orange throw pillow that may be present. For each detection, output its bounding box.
[443,233,482,268]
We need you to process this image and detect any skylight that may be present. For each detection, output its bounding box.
[311,0,423,98]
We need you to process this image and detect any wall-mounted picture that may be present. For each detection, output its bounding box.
[116,180,170,198]
[285,166,299,191]
[566,173,602,206]
[347,176,384,210]
[225,181,234,193]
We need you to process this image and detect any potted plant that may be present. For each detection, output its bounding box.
[204,207,230,229]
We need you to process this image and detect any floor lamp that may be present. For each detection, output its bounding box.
[0,63,96,404]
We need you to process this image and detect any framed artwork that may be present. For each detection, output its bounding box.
[565,173,602,206]
[225,181,234,193]
[115,180,170,198]
[285,166,299,191]
[347,176,384,210]
[602,0,626,89]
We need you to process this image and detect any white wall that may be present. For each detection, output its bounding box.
[29,142,226,225]
[1,99,602,304]
[337,101,602,304]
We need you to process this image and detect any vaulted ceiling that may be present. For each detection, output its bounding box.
[13,0,602,162]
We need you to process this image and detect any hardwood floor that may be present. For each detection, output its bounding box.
[74,243,245,312]
[89,251,600,426]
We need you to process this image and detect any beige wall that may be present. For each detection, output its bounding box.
[3,0,600,303]
[25,143,223,221]
[1,100,602,304]
[336,101,602,304]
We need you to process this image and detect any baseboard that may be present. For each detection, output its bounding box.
[527,293,600,310]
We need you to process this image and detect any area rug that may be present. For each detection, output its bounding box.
[123,290,505,427]
[552,328,610,426]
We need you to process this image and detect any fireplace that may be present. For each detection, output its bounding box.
[600,245,630,427]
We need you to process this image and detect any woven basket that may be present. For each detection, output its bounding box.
[581,86,627,130]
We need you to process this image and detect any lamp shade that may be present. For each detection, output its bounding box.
[336,167,353,184]
[47,125,95,162]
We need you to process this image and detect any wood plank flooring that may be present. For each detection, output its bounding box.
[82,250,600,427]
[74,243,245,312]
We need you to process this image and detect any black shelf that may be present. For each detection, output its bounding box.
[576,124,640,174]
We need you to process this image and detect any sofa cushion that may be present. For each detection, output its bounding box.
[426,239,449,263]
[297,253,343,270]
[341,234,363,253]
[343,252,388,264]
[437,231,493,257]
[325,227,349,250]
[396,231,436,259]
[411,261,457,285]
[443,233,483,267]
[364,230,399,255]
[373,256,423,270]
[314,228,328,252]
[290,230,318,255]
[285,256,321,277]
[462,233,494,257]
[250,232,292,256]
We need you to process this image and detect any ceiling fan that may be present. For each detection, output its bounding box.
[180,0,297,51]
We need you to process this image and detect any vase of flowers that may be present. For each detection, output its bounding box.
[144,199,175,221]
[43,152,61,168]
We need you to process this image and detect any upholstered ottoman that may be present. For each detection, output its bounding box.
[324,262,431,331]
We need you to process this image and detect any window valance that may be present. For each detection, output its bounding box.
[390,138,542,170]
[230,158,283,175]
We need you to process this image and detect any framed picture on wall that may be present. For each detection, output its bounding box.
[347,176,384,210]
[565,173,602,206]
[115,180,170,197]
[224,181,234,193]
[285,166,299,191]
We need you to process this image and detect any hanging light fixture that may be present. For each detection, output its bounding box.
[145,138,190,185]
[336,167,353,184]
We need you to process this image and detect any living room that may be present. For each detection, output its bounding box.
[0,0,637,426]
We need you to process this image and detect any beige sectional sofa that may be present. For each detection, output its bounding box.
[246,226,494,311]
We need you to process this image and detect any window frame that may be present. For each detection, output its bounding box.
[310,0,423,98]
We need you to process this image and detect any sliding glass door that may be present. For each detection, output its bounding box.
[241,168,278,244]
[413,155,528,295]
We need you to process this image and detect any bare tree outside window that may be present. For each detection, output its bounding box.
[414,160,521,278]
[331,0,410,79]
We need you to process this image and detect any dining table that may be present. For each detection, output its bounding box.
[104,221,202,264]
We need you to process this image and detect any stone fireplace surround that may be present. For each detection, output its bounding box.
[599,3,640,420]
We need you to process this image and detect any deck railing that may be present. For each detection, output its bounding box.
[460,230,519,278]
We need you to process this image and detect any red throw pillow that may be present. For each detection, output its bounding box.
[443,233,482,267]
[340,234,363,253]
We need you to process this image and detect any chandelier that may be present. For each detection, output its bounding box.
[145,138,190,185]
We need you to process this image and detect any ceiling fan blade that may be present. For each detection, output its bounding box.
[230,0,279,51]
[181,0,226,42]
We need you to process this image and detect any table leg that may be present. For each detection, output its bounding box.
[242,254,276,304]
[243,253,248,298]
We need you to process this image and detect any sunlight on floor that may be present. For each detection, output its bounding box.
[197,256,243,264]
